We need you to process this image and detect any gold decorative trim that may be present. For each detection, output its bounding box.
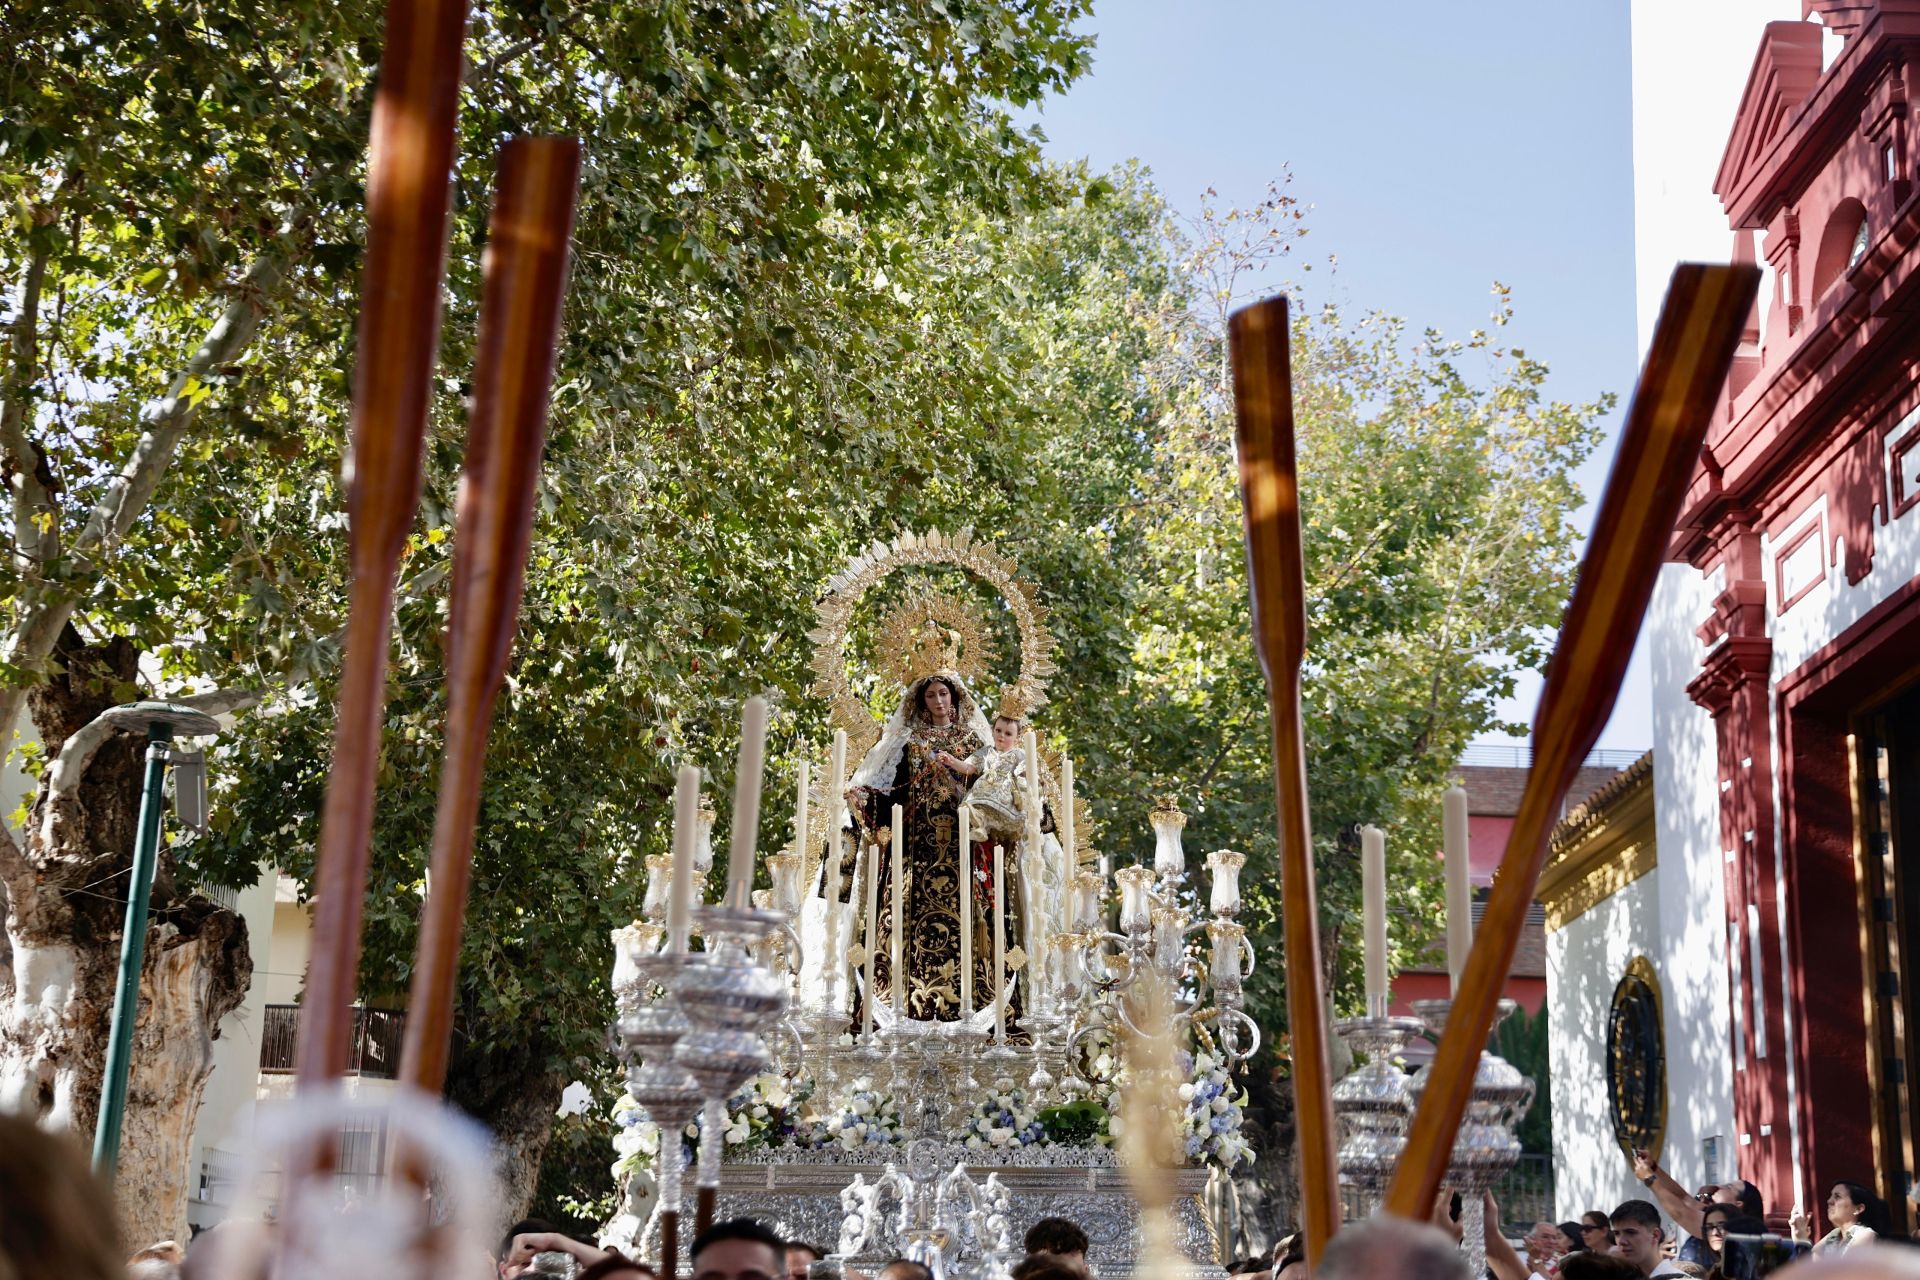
[1610,955,1668,1164]
[809,528,1057,754]
[1538,756,1657,932]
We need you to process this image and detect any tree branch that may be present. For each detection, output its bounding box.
[35,558,449,840]
[2,238,58,582]
[72,250,288,563]
[0,247,291,778]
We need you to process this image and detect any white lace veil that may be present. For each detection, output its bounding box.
[848,673,993,791]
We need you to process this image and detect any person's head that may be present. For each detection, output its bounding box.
[784,1241,823,1280]
[1558,1222,1591,1255]
[992,715,1021,750]
[1009,1258,1085,1280]
[1608,1200,1666,1272]
[1830,1181,1895,1235]
[1698,1202,1739,1260]
[0,1112,122,1280]
[497,1219,559,1278]
[1709,1179,1764,1221]
[692,1219,786,1280]
[876,1261,934,1280]
[1316,1216,1471,1280]
[1581,1211,1615,1252]
[1558,1256,1645,1280]
[917,677,958,726]
[1022,1218,1089,1270]
[1524,1221,1576,1261]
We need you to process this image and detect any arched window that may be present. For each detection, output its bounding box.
[1812,198,1869,298]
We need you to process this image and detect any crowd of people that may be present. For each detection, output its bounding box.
[10,1104,1920,1280]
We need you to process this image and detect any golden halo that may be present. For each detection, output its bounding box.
[809,528,1057,756]
[873,588,994,691]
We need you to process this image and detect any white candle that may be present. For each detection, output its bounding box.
[726,696,770,907]
[862,839,879,1042]
[993,843,1007,1044]
[891,803,905,1017]
[668,765,700,954]
[1023,729,1041,829]
[1361,825,1388,1006]
[1060,757,1075,864]
[793,758,810,884]
[1444,785,1472,993]
[824,730,847,989]
[959,803,973,1017]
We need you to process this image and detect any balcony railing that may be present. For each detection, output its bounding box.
[259,1004,405,1078]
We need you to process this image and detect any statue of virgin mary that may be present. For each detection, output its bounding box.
[844,671,996,1023]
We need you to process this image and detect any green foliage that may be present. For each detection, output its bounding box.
[7,0,1600,1197]
[1037,1099,1109,1146]
[1494,1002,1553,1155]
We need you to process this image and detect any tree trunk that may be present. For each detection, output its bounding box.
[446,1019,569,1234]
[0,626,252,1248]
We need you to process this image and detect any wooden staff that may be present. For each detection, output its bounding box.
[1227,294,1340,1264]
[398,136,583,1094]
[295,0,470,1087]
[1383,262,1759,1219]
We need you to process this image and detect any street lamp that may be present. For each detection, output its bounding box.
[90,700,221,1173]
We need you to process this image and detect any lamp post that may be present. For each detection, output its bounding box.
[91,701,221,1173]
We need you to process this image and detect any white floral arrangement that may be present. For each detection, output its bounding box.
[1178,1049,1254,1170]
[963,1086,1047,1151]
[610,1072,812,1181]
[809,1075,902,1152]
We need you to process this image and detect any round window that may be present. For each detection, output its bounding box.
[1607,958,1667,1160]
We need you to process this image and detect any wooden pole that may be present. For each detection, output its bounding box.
[1382,262,1759,1219]
[294,0,469,1088]
[1226,295,1340,1265]
[397,136,582,1095]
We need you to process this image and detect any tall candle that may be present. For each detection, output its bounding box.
[1360,825,1388,1007]
[824,730,847,990]
[726,696,770,907]
[1060,757,1075,864]
[668,765,699,954]
[862,839,879,1042]
[1443,785,1472,993]
[959,803,973,1017]
[793,758,810,886]
[890,804,905,1017]
[1023,729,1041,829]
[993,843,1007,1045]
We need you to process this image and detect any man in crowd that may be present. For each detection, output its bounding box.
[1608,1200,1689,1277]
[1631,1147,1763,1265]
[785,1240,823,1280]
[1022,1218,1090,1277]
[692,1219,789,1280]
[1317,1216,1469,1280]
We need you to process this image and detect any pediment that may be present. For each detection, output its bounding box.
[1714,22,1824,222]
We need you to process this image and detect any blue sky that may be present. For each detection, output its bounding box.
[1018,0,1653,752]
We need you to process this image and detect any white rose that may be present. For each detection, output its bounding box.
[1211,1097,1230,1114]
[1177,1083,1195,1101]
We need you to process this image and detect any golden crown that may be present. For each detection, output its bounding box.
[875,588,992,690]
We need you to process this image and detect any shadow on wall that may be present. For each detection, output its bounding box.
[1645,562,1737,1196]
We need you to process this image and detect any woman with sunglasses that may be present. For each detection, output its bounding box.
[1578,1213,1613,1255]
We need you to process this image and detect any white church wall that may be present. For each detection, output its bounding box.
[1646,559,1738,1200]
[1548,870,1662,1221]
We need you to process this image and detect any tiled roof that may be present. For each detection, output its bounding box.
[1452,763,1624,818]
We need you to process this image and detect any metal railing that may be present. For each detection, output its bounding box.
[258,1004,406,1078]
[1458,744,1644,771]
[1491,1153,1557,1229]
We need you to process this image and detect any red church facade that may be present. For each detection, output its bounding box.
[1672,0,1920,1226]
